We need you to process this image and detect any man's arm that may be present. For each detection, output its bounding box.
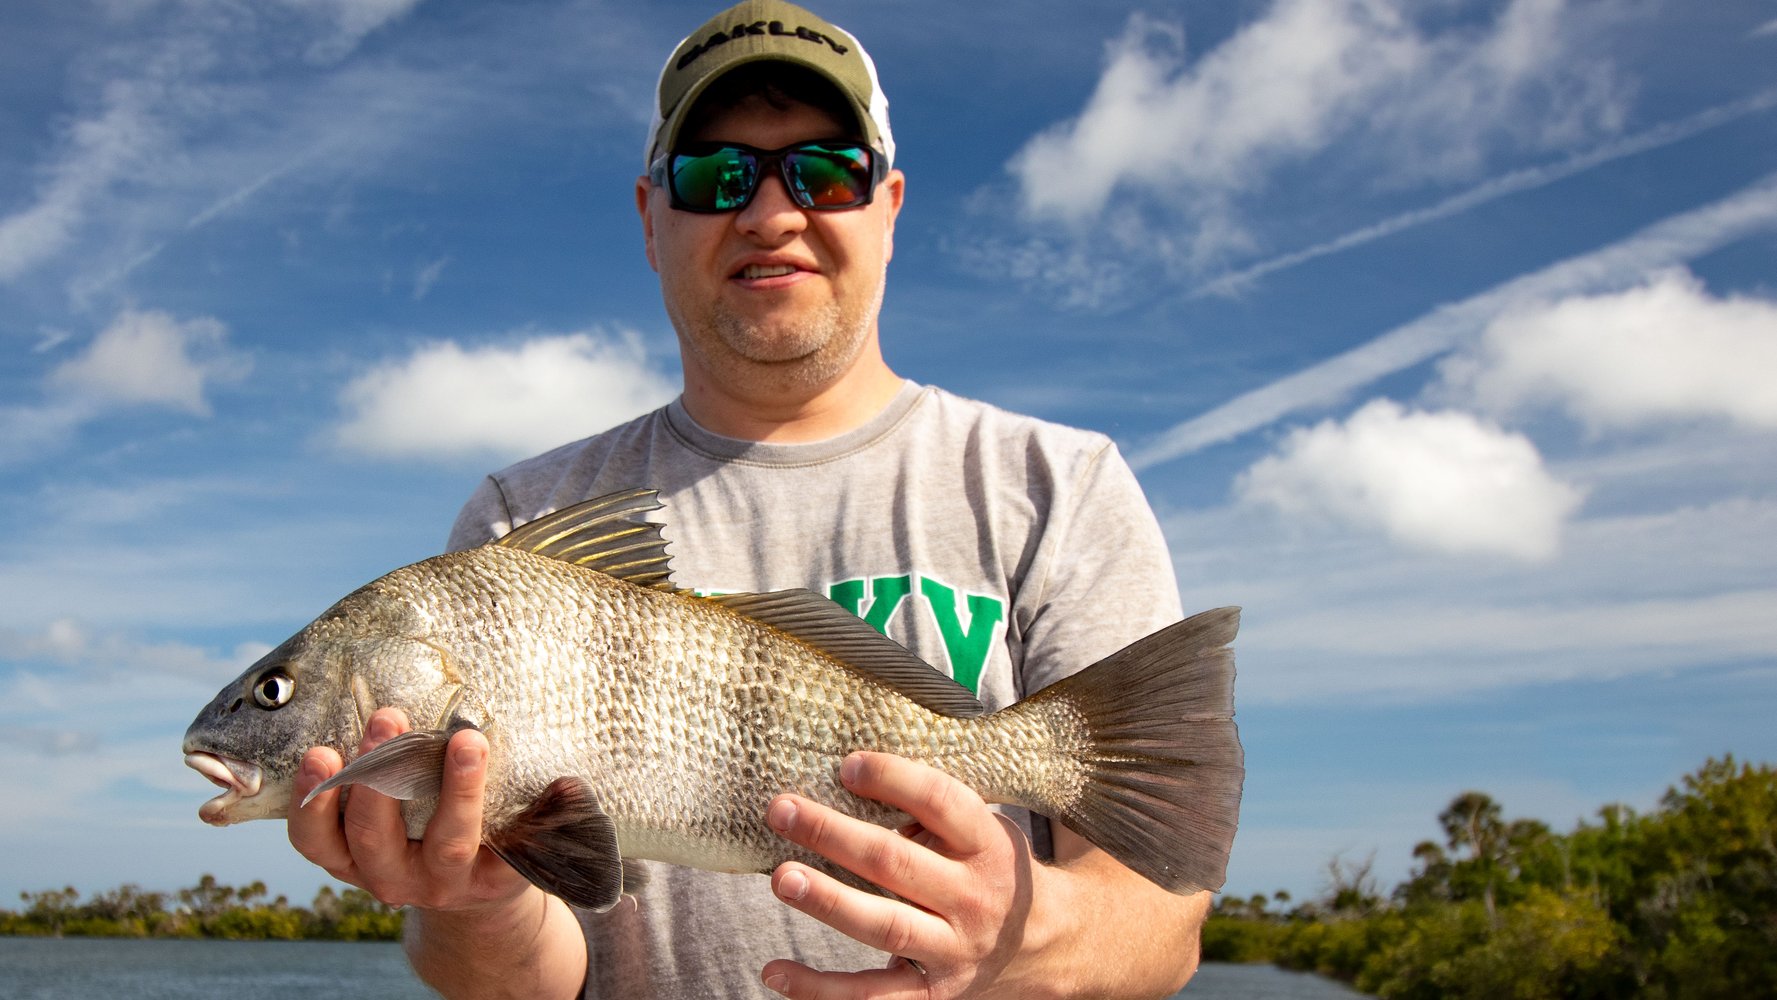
[760,751,1209,1000]
[288,709,586,1000]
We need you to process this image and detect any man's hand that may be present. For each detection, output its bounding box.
[759,751,1205,1000]
[288,708,586,1000]
[287,707,531,912]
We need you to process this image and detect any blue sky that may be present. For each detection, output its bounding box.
[2,0,1774,909]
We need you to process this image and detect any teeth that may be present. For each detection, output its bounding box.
[740,264,798,279]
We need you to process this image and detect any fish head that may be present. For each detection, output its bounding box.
[181,629,356,826]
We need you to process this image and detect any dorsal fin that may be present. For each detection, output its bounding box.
[709,590,986,719]
[492,489,679,592]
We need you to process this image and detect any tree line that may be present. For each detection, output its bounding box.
[2,874,402,941]
[1204,755,1776,998]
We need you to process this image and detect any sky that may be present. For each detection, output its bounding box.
[1,0,1774,912]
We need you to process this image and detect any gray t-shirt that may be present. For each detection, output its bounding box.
[447,380,1183,999]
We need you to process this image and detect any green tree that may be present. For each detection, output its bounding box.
[15,886,81,936]
[1441,791,1506,922]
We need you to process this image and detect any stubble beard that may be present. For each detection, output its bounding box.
[684,260,888,395]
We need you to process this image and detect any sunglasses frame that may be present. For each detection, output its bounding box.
[650,138,888,214]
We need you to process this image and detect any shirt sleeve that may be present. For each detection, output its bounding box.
[1013,440,1184,696]
[445,476,515,553]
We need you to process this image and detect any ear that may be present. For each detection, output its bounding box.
[635,176,660,273]
[880,169,906,264]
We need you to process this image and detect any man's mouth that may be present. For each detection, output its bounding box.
[736,263,801,280]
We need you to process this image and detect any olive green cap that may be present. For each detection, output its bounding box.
[644,0,894,168]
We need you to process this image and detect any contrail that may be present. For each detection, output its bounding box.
[1129,172,1777,470]
[1190,91,1777,299]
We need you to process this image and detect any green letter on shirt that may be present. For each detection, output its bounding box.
[827,575,912,634]
[919,577,1004,695]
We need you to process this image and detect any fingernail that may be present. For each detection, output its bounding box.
[764,972,790,994]
[777,869,808,902]
[840,754,862,786]
[767,798,796,833]
[301,757,327,786]
[453,744,484,773]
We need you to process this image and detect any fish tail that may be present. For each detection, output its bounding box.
[1010,606,1244,895]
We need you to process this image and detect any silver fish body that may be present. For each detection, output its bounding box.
[182,490,1244,909]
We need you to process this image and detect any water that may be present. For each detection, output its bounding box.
[0,938,1371,999]
[0,938,438,1000]
[1178,962,1377,998]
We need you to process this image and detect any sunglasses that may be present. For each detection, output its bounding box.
[650,139,887,214]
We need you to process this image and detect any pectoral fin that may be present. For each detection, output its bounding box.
[301,729,454,806]
[487,776,641,912]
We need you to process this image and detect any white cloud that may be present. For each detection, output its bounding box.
[1442,270,1777,432]
[1011,3,1419,223]
[47,308,250,416]
[1010,0,1624,226]
[1236,399,1584,560]
[333,331,678,462]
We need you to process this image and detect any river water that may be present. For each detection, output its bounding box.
[0,938,1372,998]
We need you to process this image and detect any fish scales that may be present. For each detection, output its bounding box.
[372,546,1004,876]
[182,490,1244,910]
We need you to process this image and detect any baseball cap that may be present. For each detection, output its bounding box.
[644,0,895,169]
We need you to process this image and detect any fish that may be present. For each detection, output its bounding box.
[181,488,1244,910]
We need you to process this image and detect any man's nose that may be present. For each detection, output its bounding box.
[734,169,808,242]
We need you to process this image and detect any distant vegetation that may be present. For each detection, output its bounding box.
[1205,755,1777,998]
[6,755,1772,997]
[1,875,402,941]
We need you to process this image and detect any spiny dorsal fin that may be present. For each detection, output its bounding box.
[492,489,680,592]
[710,590,987,719]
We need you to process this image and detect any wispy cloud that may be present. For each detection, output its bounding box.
[0,619,268,682]
[412,255,451,301]
[331,331,678,463]
[0,0,651,308]
[1192,89,1777,298]
[0,79,167,282]
[295,0,427,65]
[1250,588,1777,700]
[1129,172,1777,468]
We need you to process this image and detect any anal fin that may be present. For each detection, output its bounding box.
[487,776,639,912]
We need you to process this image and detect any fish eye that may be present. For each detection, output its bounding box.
[253,671,296,710]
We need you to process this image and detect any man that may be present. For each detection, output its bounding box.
[288,2,1215,997]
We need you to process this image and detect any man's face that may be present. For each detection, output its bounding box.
[637,93,905,396]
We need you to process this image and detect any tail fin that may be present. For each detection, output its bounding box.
[1021,607,1244,895]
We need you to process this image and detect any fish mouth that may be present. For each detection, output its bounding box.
[185,752,264,826]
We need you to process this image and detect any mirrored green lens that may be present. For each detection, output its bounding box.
[664,142,876,212]
[785,145,872,208]
[671,149,757,211]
